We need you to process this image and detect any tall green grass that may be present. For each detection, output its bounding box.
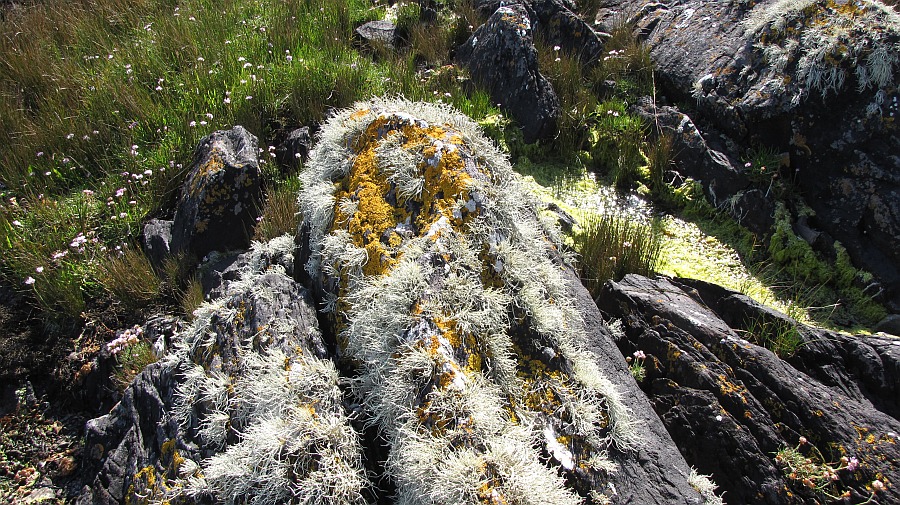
[573,210,663,298]
[0,0,498,320]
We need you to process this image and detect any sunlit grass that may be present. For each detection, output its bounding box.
[0,0,498,320]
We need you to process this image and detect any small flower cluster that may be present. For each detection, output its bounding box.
[775,436,883,501]
[626,349,647,382]
[107,325,143,356]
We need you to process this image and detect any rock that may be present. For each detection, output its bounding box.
[79,237,368,504]
[630,97,781,233]
[478,0,607,64]
[456,3,560,143]
[170,126,263,261]
[601,0,900,309]
[354,20,397,50]
[274,126,311,171]
[297,97,706,503]
[141,218,173,269]
[875,314,900,337]
[598,274,900,504]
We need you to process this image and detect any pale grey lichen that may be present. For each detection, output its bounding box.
[743,0,900,101]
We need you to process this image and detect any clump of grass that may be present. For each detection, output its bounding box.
[254,177,301,241]
[180,275,205,320]
[96,246,162,309]
[742,315,804,358]
[586,99,646,188]
[573,210,663,297]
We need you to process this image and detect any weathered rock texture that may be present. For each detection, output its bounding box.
[598,274,900,504]
[457,3,561,143]
[476,0,607,64]
[297,97,708,504]
[170,126,264,260]
[79,237,369,504]
[598,0,900,309]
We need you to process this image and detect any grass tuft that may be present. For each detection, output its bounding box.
[573,210,663,297]
[96,247,162,309]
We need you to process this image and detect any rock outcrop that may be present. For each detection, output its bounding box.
[476,0,607,64]
[296,97,708,504]
[79,237,369,504]
[170,125,264,261]
[80,100,722,504]
[598,0,900,309]
[598,274,900,504]
[457,3,561,143]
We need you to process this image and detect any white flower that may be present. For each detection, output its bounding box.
[35,266,44,273]
[24,276,35,285]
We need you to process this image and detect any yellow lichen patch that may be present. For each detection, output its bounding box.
[332,139,400,277]
[717,374,749,404]
[189,151,226,196]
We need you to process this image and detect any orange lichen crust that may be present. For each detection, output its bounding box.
[331,113,476,277]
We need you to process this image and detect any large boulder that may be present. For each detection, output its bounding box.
[78,236,370,504]
[296,97,710,503]
[457,3,561,143]
[170,126,264,261]
[598,0,900,309]
[598,274,900,504]
[476,0,607,64]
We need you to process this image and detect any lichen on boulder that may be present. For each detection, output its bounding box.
[298,97,705,503]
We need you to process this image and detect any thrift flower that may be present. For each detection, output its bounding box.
[24,277,35,285]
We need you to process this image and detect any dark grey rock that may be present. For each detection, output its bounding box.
[170,126,263,261]
[599,274,900,504]
[600,0,900,309]
[274,126,311,171]
[456,3,560,143]
[354,20,397,50]
[141,218,173,269]
[875,314,900,337]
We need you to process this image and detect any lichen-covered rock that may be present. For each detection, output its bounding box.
[599,0,900,309]
[171,126,264,260]
[79,237,370,505]
[457,3,560,143]
[297,97,707,504]
[599,274,900,504]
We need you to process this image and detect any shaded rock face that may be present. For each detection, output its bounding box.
[630,97,777,234]
[170,126,263,261]
[598,274,900,504]
[457,3,561,143]
[297,97,706,504]
[79,237,369,504]
[476,0,607,64]
[599,0,900,309]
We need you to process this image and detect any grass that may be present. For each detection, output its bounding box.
[572,210,663,298]
[253,176,301,242]
[0,0,498,325]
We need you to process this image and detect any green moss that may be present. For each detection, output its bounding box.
[768,203,829,284]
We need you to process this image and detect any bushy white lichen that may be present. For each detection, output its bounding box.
[299,97,642,504]
[743,0,900,101]
[161,237,370,505]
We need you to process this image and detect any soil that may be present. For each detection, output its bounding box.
[0,284,93,504]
